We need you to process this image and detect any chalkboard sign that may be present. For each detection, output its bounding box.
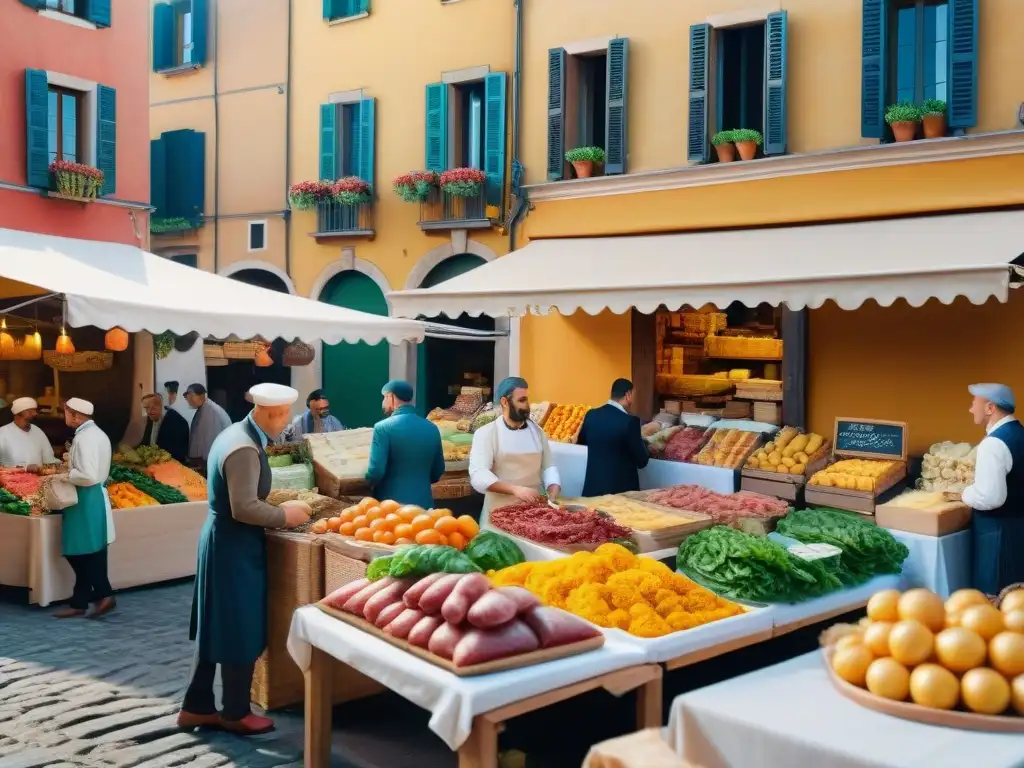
[833,418,908,461]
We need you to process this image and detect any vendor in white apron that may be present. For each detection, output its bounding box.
[469,377,561,527]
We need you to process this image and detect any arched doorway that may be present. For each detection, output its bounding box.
[319,271,389,428]
[416,254,495,414]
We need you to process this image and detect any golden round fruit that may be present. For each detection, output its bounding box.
[863,621,894,657]
[1004,610,1024,634]
[1012,674,1024,716]
[909,664,960,710]
[960,604,1005,641]
[898,589,946,632]
[1000,589,1024,615]
[832,644,875,687]
[836,634,864,651]
[989,631,1024,678]
[934,627,988,673]
[889,620,935,667]
[945,610,962,628]
[865,657,910,701]
[867,589,901,623]
[945,588,990,615]
[960,667,1011,715]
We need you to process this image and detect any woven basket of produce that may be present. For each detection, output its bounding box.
[282,341,315,367]
[42,351,113,372]
[222,341,261,360]
[432,472,473,500]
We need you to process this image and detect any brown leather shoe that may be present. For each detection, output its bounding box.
[53,607,86,618]
[176,710,222,732]
[218,713,274,735]
[87,596,117,619]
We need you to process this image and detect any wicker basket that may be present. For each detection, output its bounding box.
[203,343,225,359]
[223,341,261,360]
[42,351,113,372]
[431,471,473,500]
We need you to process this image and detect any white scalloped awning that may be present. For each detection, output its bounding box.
[388,211,1024,319]
[0,228,424,345]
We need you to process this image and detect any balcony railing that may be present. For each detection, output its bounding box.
[418,188,491,231]
[312,200,375,239]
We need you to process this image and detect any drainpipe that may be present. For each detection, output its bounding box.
[508,0,527,253]
[212,0,220,272]
[283,0,293,277]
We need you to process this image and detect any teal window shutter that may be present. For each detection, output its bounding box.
[604,38,628,175]
[19,0,45,9]
[483,72,507,208]
[24,69,49,189]
[191,0,208,65]
[356,0,370,13]
[424,82,448,173]
[947,0,978,129]
[96,85,116,196]
[860,0,887,138]
[323,0,346,20]
[84,0,111,28]
[150,138,167,216]
[763,11,788,156]
[180,129,206,222]
[546,48,566,180]
[153,3,174,72]
[357,97,376,189]
[319,104,337,180]
[687,24,710,163]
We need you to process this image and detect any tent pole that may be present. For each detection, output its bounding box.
[0,292,61,315]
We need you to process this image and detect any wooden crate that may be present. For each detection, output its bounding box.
[740,442,831,502]
[804,463,907,515]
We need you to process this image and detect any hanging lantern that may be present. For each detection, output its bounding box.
[254,344,273,367]
[0,320,14,351]
[104,326,129,352]
[22,331,42,361]
[55,329,75,355]
[282,341,315,367]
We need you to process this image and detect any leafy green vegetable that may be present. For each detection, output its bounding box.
[463,531,525,572]
[109,464,188,505]
[677,525,843,604]
[366,556,393,581]
[0,488,30,516]
[387,544,481,579]
[268,454,294,468]
[610,537,639,554]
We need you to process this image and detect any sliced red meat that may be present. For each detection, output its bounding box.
[407,614,445,648]
[499,586,541,614]
[521,606,602,648]
[441,573,491,625]
[466,589,518,629]
[403,572,447,609]
[323,578,370,609]
[452,620,540,667]
[383,608,425,639]
[363,579,415,624]
[342,577,395,615]
[427,622,468,660]
[418,573,464,615]
[374,601,407,629]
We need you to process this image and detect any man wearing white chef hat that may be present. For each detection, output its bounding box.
[54,398,116,619]
[180,383,311,735]
[0,397,57,469]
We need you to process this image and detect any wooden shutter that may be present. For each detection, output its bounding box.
[319,104,337,181]
[24,69,49,189]
[84,0,111,27]
[97,85,117,196]
[180,129,206,222]
[484,72,507,208]
[860,0,887,139]
[150,138,167,216]
[357,97,376,189]
[687,24,711,163]
[605,38,629,175]
[424,82,448,173]
[947,0,978,129]
[153,3,174,72]
[191,0,208,65]
[763,11,788,156]
[546,47,566,181]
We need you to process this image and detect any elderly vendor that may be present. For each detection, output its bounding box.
[0,397,57,469]
[469,376,561,526]
[961,383,1024,596]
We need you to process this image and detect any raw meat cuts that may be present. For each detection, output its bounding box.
[452,620,540,667]
[324,578,370,609]
[407,615,445,648]
[521,605,602,648]
[403,572,447,609]
[342,577,395,615]
[663,427,708,463]
[441,573,491,625]
[374,601,407,629]
[490,503,632,546]
[363,579,414,624]
[384,608,425,639]
[427,622,468,660]
[418,573,464,614]
[466,589,518,629]
[497,586,540,613]
[642,484,788,526]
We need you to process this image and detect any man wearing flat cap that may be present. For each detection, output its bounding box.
[185,383,231,468]
[0,397,57,469]
[962,383,1024,595]
[279,388,344,443]
[179,383,311,735]
[365,380,444,509]
[469,376,561,526]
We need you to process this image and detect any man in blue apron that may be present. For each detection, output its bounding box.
[178,383,311,735]
[54,397,115,619]
[961,383,1024,596]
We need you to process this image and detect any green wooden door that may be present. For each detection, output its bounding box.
[320,272,389,428]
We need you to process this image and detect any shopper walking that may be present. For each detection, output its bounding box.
[578,378,650,496]
[186,383,232,468]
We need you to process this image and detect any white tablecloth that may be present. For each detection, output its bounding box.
[667,651,1024,768]
[286,605,648,750]
[889,528,971,598]
[769,574,902,631]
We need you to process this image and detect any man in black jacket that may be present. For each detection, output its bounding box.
[578,379,650,497]
[139,393,190,463]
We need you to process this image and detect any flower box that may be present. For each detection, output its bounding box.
[49,160,104,201]
[288,180,335,210]
[393,170,438,203]
[332,176,372,206]
[439,167,486,198]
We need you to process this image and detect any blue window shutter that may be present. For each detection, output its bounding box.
[356,0,370,13]
[947,0,978,129]
[96,85,116,196]
[19,0,45,9]
[150,138,167,216]
[357,97,376,189]
[687,24,711,163]
[319,104,337,181]
[425,82,448,173]
[191,0,208,65]
[153,3,174,72]
[483,72,507,208]
[322,0,344,20]
[84,0,111,28]
[546,47,566,180]
[604,38,629,175]
[180,130,206,222]
[860,0,887,139]
[24,69,49,188]
[763,11,788,156]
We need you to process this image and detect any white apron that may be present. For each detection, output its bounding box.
[480,423,544,528]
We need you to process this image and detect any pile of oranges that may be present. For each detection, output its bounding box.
[310,496,480,549]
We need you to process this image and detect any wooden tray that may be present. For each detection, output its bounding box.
[821,646,1024,733]
[741,442,832,485]
[321,533,397,561]
[805,463,907,514]
[316,603,605,677]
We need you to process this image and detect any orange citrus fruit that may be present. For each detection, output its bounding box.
[326,517,341,532]
[379,499,401,514]
[351,515,368,530]
[369,518,388,532]
[340,509,356,524]
[411,514,433,534]
[311,519,328,534]
[354,527,373,542]
[398,505,424,522]
[434,516,459,536]
[456,515,479,538]
[430,507,453,519]
[393,523,413,540]
[384,513,402,529]
[373,530,396,545]
[364,506,383,522]
[358,497,379,512]
[395,537,414,546]
[447,531,467,551]
[415,529,442,545]
[338,522,356,536]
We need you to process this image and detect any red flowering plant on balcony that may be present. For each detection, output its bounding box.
[332,176,372,206]
[392,170,438,203]
[287,180,334,210]
[439,167,486,198]
[49,160,104,200]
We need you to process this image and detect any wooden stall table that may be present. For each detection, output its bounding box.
[287,605,661,768]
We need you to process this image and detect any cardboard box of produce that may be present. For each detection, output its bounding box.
[874,492,971,536]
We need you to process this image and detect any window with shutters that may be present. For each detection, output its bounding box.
[174,0,195,67]
[150,129,205,233]
[334,102,363,176]
[47,86,82,164]
[43,0,85,19]
[323,0,369,22]
[574,52,607,151]
[451,81,487,170]
[717,24,766,142]
[154,0,206,73]
[890,0,948,104]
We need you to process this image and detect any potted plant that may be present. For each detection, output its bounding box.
[885,102,920,142]
[288,180,334,210]
[564,146,605,178]
[439,167,487,198]
[393,170,438,202]
[732,129,762,161]
[49,160,104,199]
[711,130,736,162]
[919,99,947,139]
[333,176,372,205]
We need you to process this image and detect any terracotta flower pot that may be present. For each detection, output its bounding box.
[571,160,593,179]
[922,113,946,139]
[891,121,918,142]
[735,141,758,161]
[714,143,736,163]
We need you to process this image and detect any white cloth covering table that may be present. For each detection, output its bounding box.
[769,574,902,636]
[888,528,971,598]
[667,651,1024,768]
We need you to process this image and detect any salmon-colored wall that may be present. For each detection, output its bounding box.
[0,188,144,244]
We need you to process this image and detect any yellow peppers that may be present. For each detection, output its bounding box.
[108,481,159,509]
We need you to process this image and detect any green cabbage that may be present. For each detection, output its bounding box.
[268,454,294,468]
[386,544,481,578]
[366,556,393,581]
[463,531,525,571]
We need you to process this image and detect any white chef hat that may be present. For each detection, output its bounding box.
[65,397,94,416]
[248,383,298,407]
[11,397,37,415]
